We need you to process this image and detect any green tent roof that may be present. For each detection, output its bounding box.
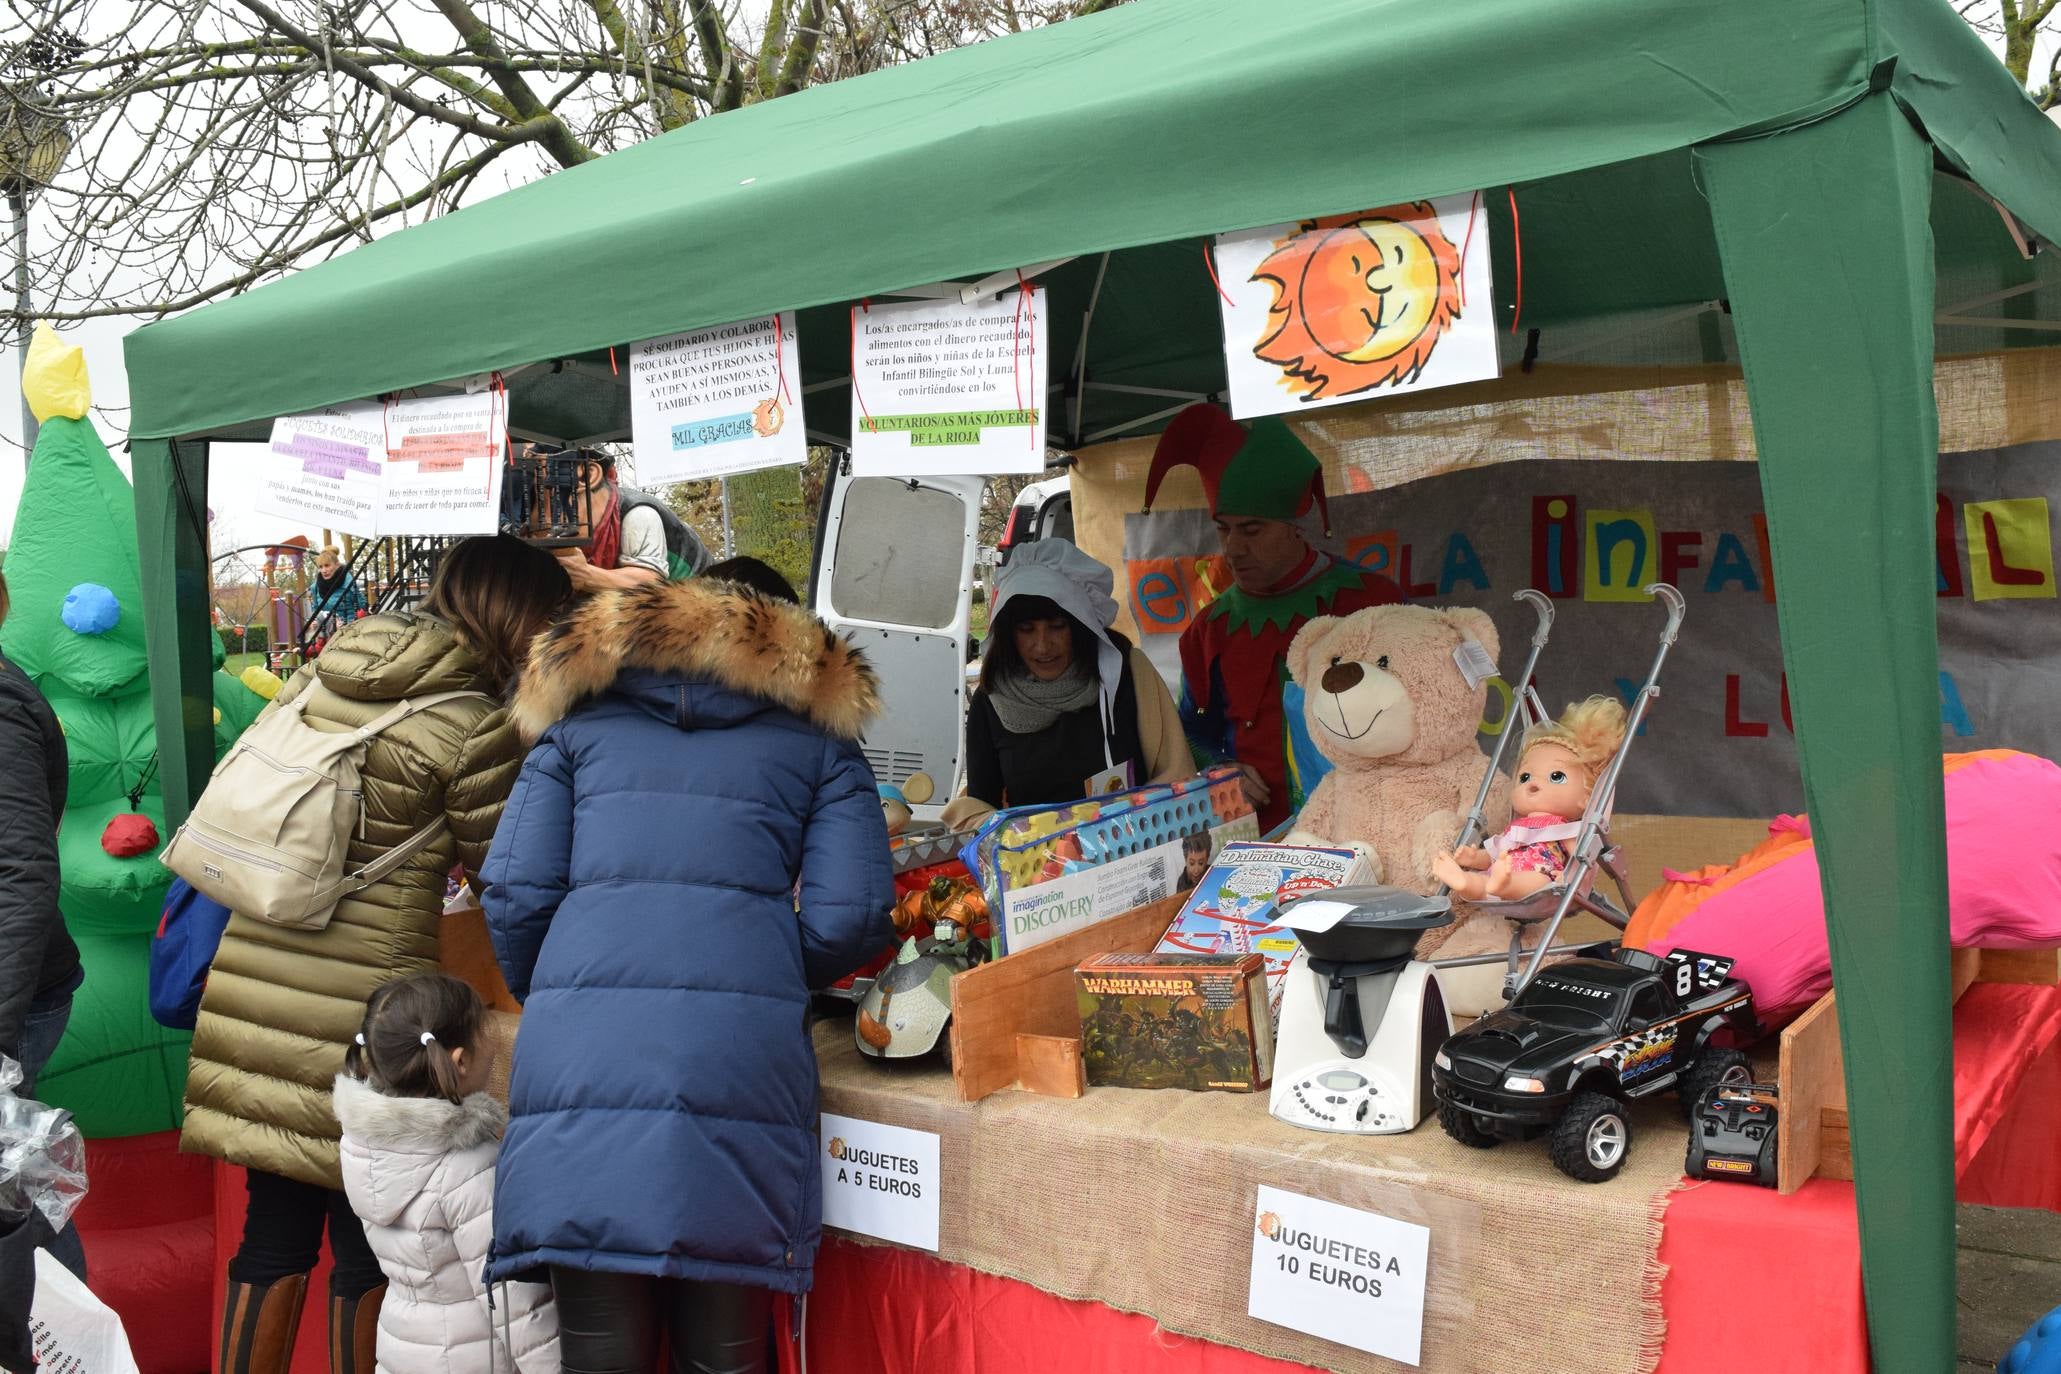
[123,0,2061,447]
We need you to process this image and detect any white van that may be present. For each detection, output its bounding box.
[997,474,1073,562]
[809,470,1074,821]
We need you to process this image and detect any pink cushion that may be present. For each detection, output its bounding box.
[1651,752,2061,1024]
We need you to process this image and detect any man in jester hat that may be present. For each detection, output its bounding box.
[1145,403,1399,832]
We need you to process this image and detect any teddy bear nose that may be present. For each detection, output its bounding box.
[1320,661,1364,694]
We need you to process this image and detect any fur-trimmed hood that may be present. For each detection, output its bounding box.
[511,579,880,743]
[333,1074,504,1152]
[334,1074,506,1227]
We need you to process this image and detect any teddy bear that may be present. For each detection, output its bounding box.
[1281,604,1511,958]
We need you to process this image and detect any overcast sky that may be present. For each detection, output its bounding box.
[2,11,2053,556]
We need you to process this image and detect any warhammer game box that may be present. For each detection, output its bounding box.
[1074,951,1273,1092]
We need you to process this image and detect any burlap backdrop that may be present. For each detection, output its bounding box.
[1075,350,2061,645]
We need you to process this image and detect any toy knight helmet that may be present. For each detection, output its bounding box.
[1140,403,1332,535]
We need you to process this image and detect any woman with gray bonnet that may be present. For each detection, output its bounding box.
[943,540,1189,828]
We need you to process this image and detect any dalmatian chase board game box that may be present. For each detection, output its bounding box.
[1154,843,1375,1018]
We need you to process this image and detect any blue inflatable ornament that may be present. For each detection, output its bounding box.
[2001,1303,2061,1374]
[61,582,121,636]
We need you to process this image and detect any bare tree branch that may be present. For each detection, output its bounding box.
[422,0,596,164]
[226,0,543,143]
[8,0,1126,338]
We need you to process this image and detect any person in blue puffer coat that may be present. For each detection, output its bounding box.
[480,575,893,1374]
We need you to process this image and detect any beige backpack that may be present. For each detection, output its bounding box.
[161,682,489,931]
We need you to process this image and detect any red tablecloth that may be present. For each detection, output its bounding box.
[805,1177,1868,1374]
[183,985,2059,1374]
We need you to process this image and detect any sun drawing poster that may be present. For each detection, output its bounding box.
[1214,192,1498,420]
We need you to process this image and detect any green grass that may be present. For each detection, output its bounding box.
[224,652,266,675]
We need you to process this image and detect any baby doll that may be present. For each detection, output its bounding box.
[1431,696,1627,903]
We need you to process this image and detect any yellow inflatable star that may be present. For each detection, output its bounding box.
[24,323,91,423]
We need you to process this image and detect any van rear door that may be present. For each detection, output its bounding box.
[811,470,984,818]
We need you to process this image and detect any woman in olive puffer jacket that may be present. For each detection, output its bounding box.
[183,535,570,1374]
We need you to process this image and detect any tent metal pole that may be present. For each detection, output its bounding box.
[1071,252,1110,446]
[1541,302,1719,362]
[959,257,1075,304]
[1081,399,1198,445]
[1082,382,1211,401]
[1935,279,2043,316]
[1933,314,2061,331]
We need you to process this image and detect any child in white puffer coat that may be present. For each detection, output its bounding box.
[334,973,557,1374]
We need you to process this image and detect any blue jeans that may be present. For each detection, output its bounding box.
[17,998,87,1282]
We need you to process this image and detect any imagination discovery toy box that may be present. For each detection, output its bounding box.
[963,766,1259,957]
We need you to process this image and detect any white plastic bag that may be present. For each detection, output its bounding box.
[29,1250,140,1374]
[0,1057,86,1236]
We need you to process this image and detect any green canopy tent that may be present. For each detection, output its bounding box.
[122,0,2061,1364]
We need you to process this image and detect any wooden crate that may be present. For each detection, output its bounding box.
[946,893,1185,1103]
[1775,946,2061,1192]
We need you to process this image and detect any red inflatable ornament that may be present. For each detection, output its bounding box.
[101,812,160,857]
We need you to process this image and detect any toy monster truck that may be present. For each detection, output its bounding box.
[1431,947,1757,1182]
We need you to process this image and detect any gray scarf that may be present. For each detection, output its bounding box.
[987,659,1099,735]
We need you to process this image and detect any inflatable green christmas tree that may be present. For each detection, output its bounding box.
[1,326,265,1136]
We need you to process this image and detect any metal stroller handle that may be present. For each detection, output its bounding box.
[1440,589,1558,890]
[1503,582,1688,1001]
[1645,582,1686,645]
[1515,589,1554,647]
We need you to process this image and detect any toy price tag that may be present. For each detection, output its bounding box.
[1452,638,1498,690]
[1247,1184,1430,1366]
[820,1114,940,1251]
[1663,948,1736,996]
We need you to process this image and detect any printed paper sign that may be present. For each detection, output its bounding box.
[630,313,805,484]
[1248,1184,1431,1366]
[379,392,507,536]
[820,1114,940,1251]
[258,403,386,536]
[849,290,1047,477]
[1214,192,1498,421]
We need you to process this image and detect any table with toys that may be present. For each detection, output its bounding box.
[792,742,2061,1374]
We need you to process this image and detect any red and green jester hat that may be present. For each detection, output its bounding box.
[1147,404,1399,832]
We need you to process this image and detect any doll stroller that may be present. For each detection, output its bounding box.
[1431,582,1687,1008]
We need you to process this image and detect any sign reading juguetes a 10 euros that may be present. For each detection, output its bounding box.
[1247,1184,1431,1366]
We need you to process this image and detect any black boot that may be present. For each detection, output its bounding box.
[329,1284,385,1374]
[218,1272,309,1374]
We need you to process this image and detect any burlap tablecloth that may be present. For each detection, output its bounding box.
[816,1021,1684,1374]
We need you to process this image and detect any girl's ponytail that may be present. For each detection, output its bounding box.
[351,973,488,1103]
[420,1029,468,1105]
[342,1033,374,1083]
[342,983,400,1083]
